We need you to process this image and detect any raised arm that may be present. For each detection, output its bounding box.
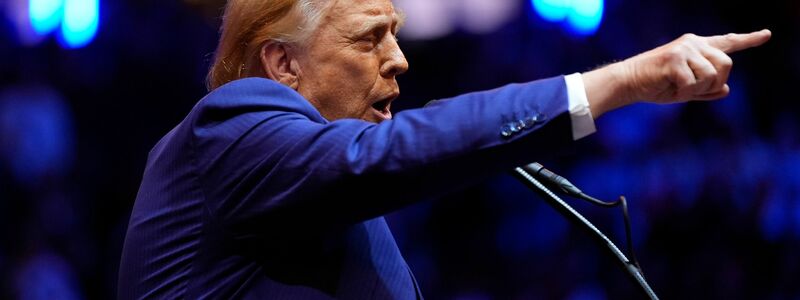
[191,77,574,234]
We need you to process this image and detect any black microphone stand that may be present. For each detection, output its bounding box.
[511,165,659,300]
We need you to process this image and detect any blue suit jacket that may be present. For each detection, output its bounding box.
[118,77,573,299]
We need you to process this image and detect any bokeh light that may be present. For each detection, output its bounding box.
[532,0,604,36]
[0,86,75,186]
[394,0,519,40]
[29,0,64,35]
[59,0,99,48]
[532,0,570,22]
[566,0,603,35]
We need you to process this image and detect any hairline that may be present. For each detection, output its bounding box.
[288,0,406,45]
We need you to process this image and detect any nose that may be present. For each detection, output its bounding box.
[380,38,409,78]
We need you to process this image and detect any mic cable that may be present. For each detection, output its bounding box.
[522,162,641,270]
[513,163,657,299]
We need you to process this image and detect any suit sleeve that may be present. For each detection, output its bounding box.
[189,77,574,236]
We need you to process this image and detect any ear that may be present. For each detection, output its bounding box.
[260,42,300,89]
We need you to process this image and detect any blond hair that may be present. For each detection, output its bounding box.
[207,0,327,90]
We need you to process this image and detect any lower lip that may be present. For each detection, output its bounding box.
[371,107,392,121]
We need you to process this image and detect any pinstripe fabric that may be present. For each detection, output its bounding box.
[118,76,573,299]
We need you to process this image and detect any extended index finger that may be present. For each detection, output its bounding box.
[706,29,772,53]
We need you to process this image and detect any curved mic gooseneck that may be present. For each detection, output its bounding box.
[511,163,659,300]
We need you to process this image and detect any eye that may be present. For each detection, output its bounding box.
[355,31,383,51]
[359,34,377,44]
[353,24,395,50]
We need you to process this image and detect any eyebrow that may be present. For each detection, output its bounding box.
[353,10,406,37]
[394,9,406,30]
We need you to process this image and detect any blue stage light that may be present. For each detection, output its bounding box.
[532,0,604,36]
[0,87,75,186]
[532,0,570,22]
[59,0,99,48]
[29,0,64,35]
[566,0,604,36]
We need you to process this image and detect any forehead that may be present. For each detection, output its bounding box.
[324,0,400,22]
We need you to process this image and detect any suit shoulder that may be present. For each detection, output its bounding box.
[191,77,326,124]
[202,78,305,107]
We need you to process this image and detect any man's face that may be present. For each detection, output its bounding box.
[294,0,408,123]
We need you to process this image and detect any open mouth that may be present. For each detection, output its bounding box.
[371,96,395,120]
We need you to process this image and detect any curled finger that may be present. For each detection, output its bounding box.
[687,55,718,96]
[693,84,730,101]
[701,47,733,92]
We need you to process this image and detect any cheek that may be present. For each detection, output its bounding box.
[299,48,383,120]
[338,55,380,85]
[316,56,373,89]
[327,56,380,101]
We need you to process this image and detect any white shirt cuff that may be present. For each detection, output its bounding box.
[564,73,596,140]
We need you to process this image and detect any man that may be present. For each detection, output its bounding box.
[118,0,770,298]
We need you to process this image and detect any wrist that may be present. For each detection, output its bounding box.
[582,62,635,118]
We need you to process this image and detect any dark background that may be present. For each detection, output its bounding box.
[1,0,798,299]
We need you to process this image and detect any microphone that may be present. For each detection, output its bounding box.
[522,162,584,197]
[523,162,622,208]
[512,163,658,299]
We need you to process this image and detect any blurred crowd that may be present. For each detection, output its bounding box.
[1,0,798,299]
